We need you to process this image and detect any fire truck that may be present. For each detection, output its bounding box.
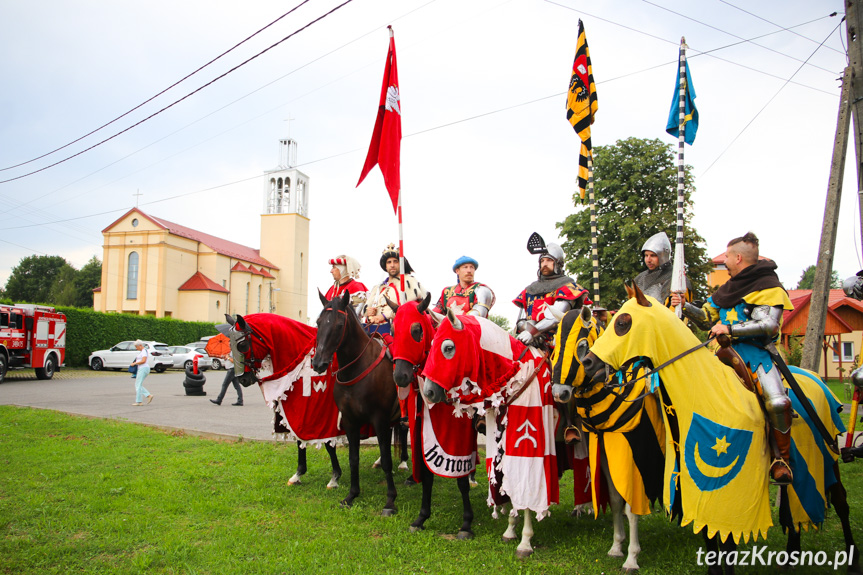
[0,304,66,383]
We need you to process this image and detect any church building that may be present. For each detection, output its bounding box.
[93,138,310,324]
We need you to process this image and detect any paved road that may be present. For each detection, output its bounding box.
[2,368,861,448]
[0,368,277,441]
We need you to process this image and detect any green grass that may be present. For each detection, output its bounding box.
[1,406,861,574]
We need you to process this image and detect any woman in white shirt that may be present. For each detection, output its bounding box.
[130,340,154,406]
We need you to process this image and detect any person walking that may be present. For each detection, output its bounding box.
[210,354,243,406]
[130,340,154,406]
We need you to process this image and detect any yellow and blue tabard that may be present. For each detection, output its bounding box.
[703,287,793,373]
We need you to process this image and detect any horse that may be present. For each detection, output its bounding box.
[550,304,665,572]
[579,283,858,575]
[311,290,401,516]
[219,313,343,490]
[422,309,559,558]
[388,293,477,539]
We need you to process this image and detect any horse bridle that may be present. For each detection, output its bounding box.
[235,324,267,379]
[319,305,390,386]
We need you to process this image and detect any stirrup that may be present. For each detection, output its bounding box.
[769,458,793,486]
[564,425,582,445]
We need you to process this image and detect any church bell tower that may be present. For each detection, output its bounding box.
[259,138,310,322]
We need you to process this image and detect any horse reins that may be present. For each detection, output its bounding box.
[320,306,390,386]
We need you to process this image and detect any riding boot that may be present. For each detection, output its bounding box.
[769,427,793,485]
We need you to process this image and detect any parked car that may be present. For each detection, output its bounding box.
[166,346,215,371]
[88,341,173,372]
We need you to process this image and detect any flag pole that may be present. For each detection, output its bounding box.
[671,36,687,318]
[398,190,405,292]
[588,155,599,307]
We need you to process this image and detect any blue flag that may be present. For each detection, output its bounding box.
[666,59,698,145]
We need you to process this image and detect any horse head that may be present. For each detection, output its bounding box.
[216,313,261,387]
[422,309,523,409]
[390,292,434,387]
[312,289,352,373]
[549,304,602,403]
[581,281,697,385]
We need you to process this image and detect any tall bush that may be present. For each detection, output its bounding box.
[55,306,218,367]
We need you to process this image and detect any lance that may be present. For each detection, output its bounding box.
[670,36,688,318]
[398,191,405,293]
[588,154,599,307]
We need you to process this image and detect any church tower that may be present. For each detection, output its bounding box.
[259,138,310,322]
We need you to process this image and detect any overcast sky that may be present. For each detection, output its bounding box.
[0,0,857,325]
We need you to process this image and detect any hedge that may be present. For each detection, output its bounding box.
[54,306,219,368]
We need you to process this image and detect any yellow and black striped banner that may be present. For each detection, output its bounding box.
[566,19,598,199]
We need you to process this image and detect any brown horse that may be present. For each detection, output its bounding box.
[311,290,401,515]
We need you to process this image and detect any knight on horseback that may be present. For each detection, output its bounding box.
[671,232,795,485]
[364,243,427,337]
[433,255,496,318]
[514,234,590,349]
[634,231,692,308]
[326,255,368,313]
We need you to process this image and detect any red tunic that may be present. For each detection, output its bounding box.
[325,279,368,301]
[433,282,492,315]
[512,281,589,322]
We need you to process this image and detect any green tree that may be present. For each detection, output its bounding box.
[489,314,511,332]
[48,263,78,306]
[796,265,840,290]
[74,256,102,308]
[557,137,712,310]
[3,255,70,304]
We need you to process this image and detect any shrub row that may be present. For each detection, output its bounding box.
[54,306,219,367]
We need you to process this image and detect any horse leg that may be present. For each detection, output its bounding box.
[409,463,433,532]
[515,510,535,559]
[398,425,409,470]
[456,474,475,540]
[828,464,860,573]
[502,506,519,542]
[341,427,361,508]
[375,419,398,516]
[701,529,736,575]
[288,441,306,485]
[602,458,626,560]
[325,442,342,489]
[621,503,641,572]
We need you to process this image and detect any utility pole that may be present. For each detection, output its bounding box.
[802,3,862,371]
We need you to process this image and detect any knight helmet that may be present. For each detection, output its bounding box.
[641,232,671,267]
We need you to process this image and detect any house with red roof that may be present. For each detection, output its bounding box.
[781,289,863,380]
[93,139,310,323]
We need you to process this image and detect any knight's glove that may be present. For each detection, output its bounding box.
[681,301,711,331]
[517,330,534,344]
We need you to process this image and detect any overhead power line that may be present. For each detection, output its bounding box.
[0,0,314,173]
[0,0,357,186]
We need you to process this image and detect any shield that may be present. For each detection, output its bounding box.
[205,333,231,357]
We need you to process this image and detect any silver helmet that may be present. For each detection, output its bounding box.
[539,242,565,276]
[641,232,671,267]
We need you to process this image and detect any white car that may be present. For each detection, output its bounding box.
[166,346,215,371]
[88,341,174,373]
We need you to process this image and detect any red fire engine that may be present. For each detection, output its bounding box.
[0,304,66,383]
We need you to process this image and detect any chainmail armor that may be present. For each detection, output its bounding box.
[634,262,672,302]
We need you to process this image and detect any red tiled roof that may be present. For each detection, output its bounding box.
[178,272,229,293]
[258,267,275,279]
[92,286,101,292]
[782,289,860,334]
[248,265,263,276]
[231,261,251,273]
[103,208,278,270]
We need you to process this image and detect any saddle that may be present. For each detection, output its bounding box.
[714,334,757,393]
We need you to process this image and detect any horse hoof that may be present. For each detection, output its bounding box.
[608,549,625,558]
[287,474,302,485]
[469,480,479,488]
[502,535,517,543]
[398,461,409,471]
[372,458,382,469]
[409,525,425,533]
[515,549,534,559]
[381,508,397,517]
[404,477,417,487]
[326,480,339,490]
[456,530,474,540]
[340,499,353,509]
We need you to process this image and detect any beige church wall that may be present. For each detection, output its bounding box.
[177,290,225,323]
[260,213,309,322]
[229,271,252,317]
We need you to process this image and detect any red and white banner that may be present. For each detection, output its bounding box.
[356,26,401,214]
[421,390,477,478]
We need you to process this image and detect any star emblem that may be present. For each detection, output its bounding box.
[724,308,739,324]
[711,436,731,457]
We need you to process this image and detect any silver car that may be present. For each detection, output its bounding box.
[166,346,214,371]
[88,341,174,373]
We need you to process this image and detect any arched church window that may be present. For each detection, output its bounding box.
[127,252,139,300]
[245,282,250,315]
